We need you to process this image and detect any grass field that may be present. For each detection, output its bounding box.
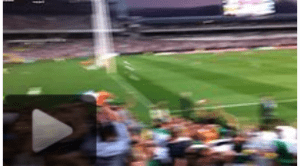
[3,49,297,126]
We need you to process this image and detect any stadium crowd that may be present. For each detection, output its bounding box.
[3,15,293,31]
[81,92,297,166]
[3,37,297,60]
[3,92,297,166]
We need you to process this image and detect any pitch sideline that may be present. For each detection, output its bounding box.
[172,98,297,113]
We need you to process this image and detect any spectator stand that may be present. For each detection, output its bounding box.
[3,53,26,64]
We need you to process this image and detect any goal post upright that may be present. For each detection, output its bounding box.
[91,0,117,73]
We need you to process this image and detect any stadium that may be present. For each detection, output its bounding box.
[3,0,297,166]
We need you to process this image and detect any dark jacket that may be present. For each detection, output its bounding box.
[167,137,192,161]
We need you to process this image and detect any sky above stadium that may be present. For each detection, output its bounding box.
[124,0,223,8]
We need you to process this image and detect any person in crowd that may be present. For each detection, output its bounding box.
[273,139,297,166]
[130,138,154,166]
[167,126,193,165]
[185,142,215,166]
[90,92,298,166]
[152,119,171,147]
[149,143,172,166]
[150,105,164,123]
[132,128,172,166]
[259,95,277,130]
[231,133,251,164]
[97,122,131,166]
[96,91,115,107]
[110,100,145,135]
[275,126,297,140]
[272,127,297,166]
[245,129,280,166]
[98,104,122,123]
[82,99,131,166]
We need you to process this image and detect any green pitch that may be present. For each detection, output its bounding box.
[3,49,297,126]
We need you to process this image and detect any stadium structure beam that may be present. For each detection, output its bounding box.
[91,0,117,73]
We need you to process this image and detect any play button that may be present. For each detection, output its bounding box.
[32,109,73,153]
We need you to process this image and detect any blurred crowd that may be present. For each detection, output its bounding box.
[2,15,293,31]
[3,37,297,60]
[3,15,93,31]
[84,92,297,166]
[3,92,297,166]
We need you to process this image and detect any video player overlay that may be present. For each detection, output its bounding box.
[3,95,97,166]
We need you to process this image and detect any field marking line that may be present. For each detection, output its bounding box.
[27,87,42,95]
[124,61,131,65]
[171,98,297,113]
[110,74,153,108]
[129,75,140,81]
[125,65,135,71]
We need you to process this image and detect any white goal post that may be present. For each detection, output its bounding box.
[91,0,118,73]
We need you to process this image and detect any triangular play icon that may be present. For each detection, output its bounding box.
[32,109,73,153]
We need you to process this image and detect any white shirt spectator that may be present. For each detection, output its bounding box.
[275,126,297,140]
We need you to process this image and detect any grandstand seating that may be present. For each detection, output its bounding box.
[3,37,297,59]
